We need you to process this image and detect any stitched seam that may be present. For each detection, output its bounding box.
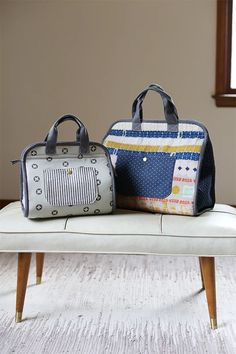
[160,214,163,234]
[1,231,235,238]
[64,218,69,230]
[208,210,236,216]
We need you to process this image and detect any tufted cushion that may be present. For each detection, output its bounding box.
[0,202,236,255]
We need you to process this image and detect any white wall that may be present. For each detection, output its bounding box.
[1,0,236,203]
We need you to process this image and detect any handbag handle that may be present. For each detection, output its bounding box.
[45,114,90,155]
[132,83,179,131]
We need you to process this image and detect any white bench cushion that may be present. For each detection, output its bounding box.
[0,202,236,256]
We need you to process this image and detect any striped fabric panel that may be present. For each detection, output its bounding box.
[106,135,203,147]
[107,148,200,161]
[173,177,195,182]
[135,196,193,204]
[111,122,204,132]
[105,141,202,153]
[43,167,98,206]
[109,129,205,139]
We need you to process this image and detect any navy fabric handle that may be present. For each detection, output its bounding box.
[45,114,90,155]
[132,84,179,131]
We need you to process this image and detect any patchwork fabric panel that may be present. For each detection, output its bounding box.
[103,121,207,216]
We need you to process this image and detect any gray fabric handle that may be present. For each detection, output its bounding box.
[132,83,179,131]
[45,114,90,155]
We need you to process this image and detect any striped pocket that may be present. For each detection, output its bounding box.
[43,167,98,206]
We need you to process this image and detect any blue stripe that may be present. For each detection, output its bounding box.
[109,129,205,139]
[107,148,200,161]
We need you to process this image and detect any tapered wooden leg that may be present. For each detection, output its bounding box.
[199,257,217,329]
[16,253,32,323]
[199,257,205,290]
[36,253,45,285]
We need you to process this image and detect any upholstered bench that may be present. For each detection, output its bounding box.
[1,202,236,329]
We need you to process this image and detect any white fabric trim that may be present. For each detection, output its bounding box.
[112,122,204,132]
[105,135,203,146]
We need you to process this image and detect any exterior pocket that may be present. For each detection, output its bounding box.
[115,153,176,199]
[43,167,98,206]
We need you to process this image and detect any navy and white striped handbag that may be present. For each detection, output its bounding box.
[19,115,115,219]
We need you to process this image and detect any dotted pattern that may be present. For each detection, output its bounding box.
[116,154,176,199]
[90,145,96,152]
[62,148,68,154]
[24,144,114,218]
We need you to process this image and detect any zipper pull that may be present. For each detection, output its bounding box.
[11,159,20,165]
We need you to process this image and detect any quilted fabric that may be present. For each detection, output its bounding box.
[103,121,214,216]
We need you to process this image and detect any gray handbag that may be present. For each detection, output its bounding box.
[18,114,115,219]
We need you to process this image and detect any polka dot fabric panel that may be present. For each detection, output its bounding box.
[116,154,176,199]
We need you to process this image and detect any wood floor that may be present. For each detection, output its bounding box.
[0,253,236,353]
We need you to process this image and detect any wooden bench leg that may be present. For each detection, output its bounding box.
[36,253,45,285]
[199,257,205,290]
[199,256,217,329]
[16,253,32,323]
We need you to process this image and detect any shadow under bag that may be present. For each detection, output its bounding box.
[19,115,115,218]
[103,84,215,216]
